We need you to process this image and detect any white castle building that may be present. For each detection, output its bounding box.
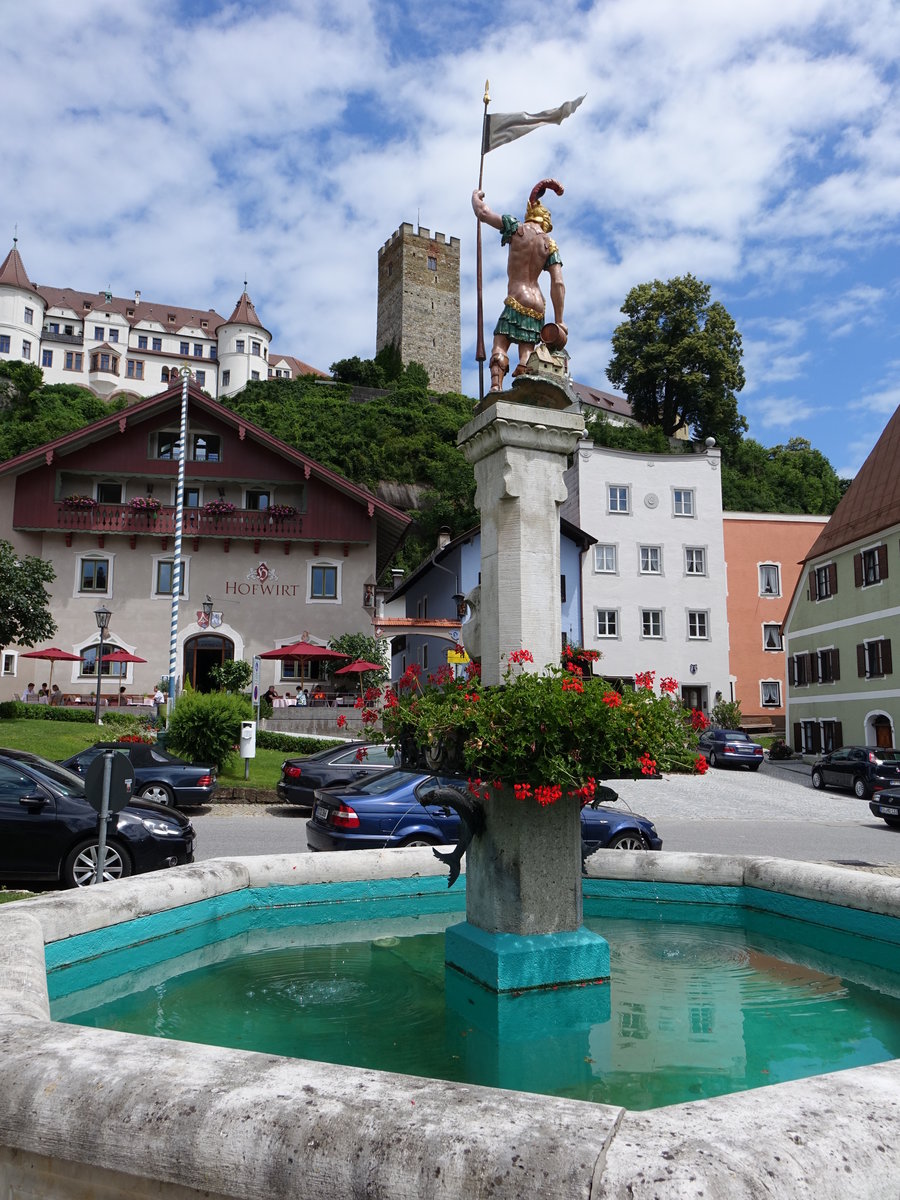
[0,241,323,401]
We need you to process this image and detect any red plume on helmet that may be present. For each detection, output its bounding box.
[529,179,564,206]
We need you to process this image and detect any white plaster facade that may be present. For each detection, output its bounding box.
[563,440,730,713]
[0,243,323,402]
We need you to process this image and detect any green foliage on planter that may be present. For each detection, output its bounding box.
[710,699,743,729]
[208,659,253,693]
[255,731,344,754]
[166,687,252,772]
[0,702,94,722]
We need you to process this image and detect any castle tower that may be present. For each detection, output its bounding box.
[217,288,272,397]
[0,241,46,368]
[376,224,461,394]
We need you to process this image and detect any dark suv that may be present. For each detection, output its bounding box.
[810,746,900,798]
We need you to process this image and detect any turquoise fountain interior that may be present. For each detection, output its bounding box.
[45,871,900,1112]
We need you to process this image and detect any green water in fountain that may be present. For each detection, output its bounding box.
[55,909,900,1110]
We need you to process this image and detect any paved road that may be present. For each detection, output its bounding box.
[190,760,900,869]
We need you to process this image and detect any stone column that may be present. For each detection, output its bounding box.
[448,393,609,993]
[457,398,585,686]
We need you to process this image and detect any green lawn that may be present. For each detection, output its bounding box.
[0,720,287,792]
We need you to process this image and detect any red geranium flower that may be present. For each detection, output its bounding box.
[695,754,709,774]
[336,714,347,728]
[660,676,678,694]
[508,649,534,665]
[603,691,622,708]
[639,752,657,776]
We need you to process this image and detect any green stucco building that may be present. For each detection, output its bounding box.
[783,404,900,753]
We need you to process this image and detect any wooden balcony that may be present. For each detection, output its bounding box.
[52,503,304,540]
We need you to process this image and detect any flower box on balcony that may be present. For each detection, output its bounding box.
[129,496,162,512]
[203,499,236,517]
[62,495,98,509]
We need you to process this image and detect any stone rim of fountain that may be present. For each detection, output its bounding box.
[1,848,898,1199]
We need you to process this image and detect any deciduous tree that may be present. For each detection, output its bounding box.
[608,275,747,446]
[0,540,56,652]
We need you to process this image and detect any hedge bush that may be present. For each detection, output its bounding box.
[0,702,94,723]
[255,731,344,754]
[166,688,252,772]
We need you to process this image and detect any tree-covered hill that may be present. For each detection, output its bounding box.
[222,373,478,573]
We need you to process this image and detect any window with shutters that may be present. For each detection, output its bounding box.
[857,638,892,679]
[791,653,809,687]
[820,720,842,753]
[816,647,840,684]
[811,562,837,601]
[855,544,888,588]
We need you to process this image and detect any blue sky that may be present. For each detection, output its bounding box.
[4,0,900,478]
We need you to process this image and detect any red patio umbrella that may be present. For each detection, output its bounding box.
[334,658,387,699]
[99,650,147,664]
[19,647,82,689]
[258,641,349,694]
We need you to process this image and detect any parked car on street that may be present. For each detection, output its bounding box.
[0,748,195,887]
[811,746,900,798]
[305,769,663,854]
[868,789,900,828]
[60,742,217,807]
[277,741,399,808]
[696,728,764,771]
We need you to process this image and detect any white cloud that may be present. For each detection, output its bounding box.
[2,0,900,473]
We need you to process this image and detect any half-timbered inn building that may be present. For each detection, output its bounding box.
[0,379,408,701]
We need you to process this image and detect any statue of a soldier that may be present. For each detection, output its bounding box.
[472,178,566,393]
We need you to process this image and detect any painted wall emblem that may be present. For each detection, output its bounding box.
[248,562,278,584]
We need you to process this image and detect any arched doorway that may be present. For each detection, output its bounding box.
[184,634,234,693]
[868,712,894,749]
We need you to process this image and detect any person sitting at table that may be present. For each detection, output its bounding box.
[312,689,327,706]
[116,686,127,707]
[49,684,64,706]
[22,682,37,702]
[295,686,308,706]
[264,685,281,704]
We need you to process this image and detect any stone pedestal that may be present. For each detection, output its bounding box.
[457,397,584,686]
[449,395,608,993]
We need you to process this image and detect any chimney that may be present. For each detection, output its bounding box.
[437,526,452,550]
[134,290,141,304]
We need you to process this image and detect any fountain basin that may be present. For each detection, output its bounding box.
[1,849,899,1199]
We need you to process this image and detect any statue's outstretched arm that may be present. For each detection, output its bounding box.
[472,189,503,230]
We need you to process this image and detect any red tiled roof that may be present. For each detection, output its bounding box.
[269,353,328,379]
[226,290,270,336]
[37,284,227,334]
[570,381,635,421]
[0,245,42,297]
[804,403,900,560]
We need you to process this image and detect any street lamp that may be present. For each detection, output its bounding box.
[202,595,213,621]
[93,604,111,725]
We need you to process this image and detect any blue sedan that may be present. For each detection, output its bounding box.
[305,769,662,854]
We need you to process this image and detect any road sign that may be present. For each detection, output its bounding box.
[84,752,134,815]
[447,649,470,664]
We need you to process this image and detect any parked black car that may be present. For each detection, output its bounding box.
[868,789,900,828]
[696,728,764,770]
[277,741,399,808]
[60,742,217,807]
[306,769,663,854]
[0,748,195,887]
[811,746,900,798]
